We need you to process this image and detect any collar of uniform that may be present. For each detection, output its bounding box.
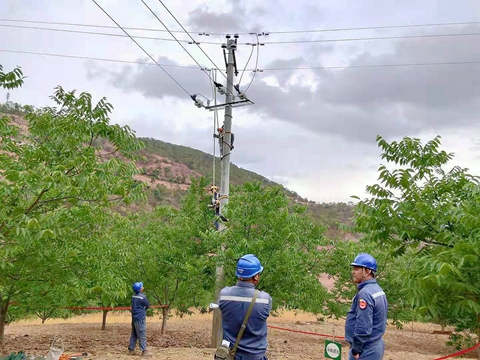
[357,279,377,290]
[236,281,256,288]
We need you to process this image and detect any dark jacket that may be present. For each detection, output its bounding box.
[131,292,150,321]
[345,279,388,354]
[219,281,272,359]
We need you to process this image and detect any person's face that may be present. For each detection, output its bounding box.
[351,266,367,284]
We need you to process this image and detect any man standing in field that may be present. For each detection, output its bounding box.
[218,254,272,359]
[345,253,388,360]
[128,281,151,357]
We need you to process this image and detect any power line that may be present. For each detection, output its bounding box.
[4,22,480,47]
[3,48,479,71]
[91,0,192,97]
[244,35,260,93]
[261,31,480,45]
[156,0,238,92]
[260,60,480,70]
[1,18,479,36]
[237,44,255,87]
[0,49,199,68]
[0,23,222,45]
[140,0,215,86]
[266,20,480,35]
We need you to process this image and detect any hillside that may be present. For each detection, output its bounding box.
[1,109,356,238]
[136,137,356,238]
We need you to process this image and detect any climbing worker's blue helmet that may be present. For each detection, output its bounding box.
[350,253,377,272]
[132,282,143,293]
[236,254,264,279]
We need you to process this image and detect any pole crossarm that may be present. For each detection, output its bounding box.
[205,99,254,111]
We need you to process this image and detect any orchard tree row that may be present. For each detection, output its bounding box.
[0,65,478,352]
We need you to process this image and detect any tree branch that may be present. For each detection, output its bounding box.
[24,188,49,214]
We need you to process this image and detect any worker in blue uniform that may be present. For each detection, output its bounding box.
[345,253,388,360]
[219,254,272,360]
[128,281,151,357]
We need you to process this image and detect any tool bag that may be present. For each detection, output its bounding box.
[214,290,259,360]
[46,337,64,360]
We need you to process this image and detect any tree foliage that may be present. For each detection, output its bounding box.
[353,135,480,340]
[0,70,146,340]
[220,181,330,314]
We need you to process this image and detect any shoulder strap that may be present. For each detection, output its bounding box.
[231,290,259,355]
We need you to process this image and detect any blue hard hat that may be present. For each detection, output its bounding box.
[350,253,378,272]
[132,282,143,293]
[236,254,264,278]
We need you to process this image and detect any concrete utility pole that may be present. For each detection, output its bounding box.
[211,36,237,348]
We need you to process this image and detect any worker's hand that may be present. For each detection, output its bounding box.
[215,200,220,205]
[354,354,360,359]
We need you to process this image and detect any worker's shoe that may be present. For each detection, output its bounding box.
[141,350,152,357]
[128,349,135,356]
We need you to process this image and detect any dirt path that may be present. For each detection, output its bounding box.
[1,311,477,359]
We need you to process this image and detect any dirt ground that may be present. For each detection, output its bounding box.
[1,310,478,360]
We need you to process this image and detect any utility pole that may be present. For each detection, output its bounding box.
[211,35,237,348]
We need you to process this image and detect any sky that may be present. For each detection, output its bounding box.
[1,0,479,202]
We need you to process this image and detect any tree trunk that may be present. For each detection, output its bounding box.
[477,313,480,360]
[101,310,109,331]
[0,301,9,343]
[161,306,169,335]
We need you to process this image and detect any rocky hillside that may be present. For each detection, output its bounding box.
[2,110,356,239]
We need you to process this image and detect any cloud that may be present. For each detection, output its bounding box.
[245,25,480,142]
[87,56,213,101]
[187,1,264,33]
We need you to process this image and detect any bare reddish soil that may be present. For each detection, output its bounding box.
[1,311,478,360]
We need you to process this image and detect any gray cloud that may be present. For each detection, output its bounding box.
[93,24,480,144]
[187,1,264,33]
[87,56,213,101]
[246,25,480,142]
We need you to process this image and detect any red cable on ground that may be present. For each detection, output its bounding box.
[67,305,168,311]
[268,325,345,340]
[432,343,480,360]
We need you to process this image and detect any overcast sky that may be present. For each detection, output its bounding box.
[1,0,479,202]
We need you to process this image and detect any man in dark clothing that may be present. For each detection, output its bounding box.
[218,254,272,360]
[345,253,388,360]
[128,282,151,357]
[209,185,228,230]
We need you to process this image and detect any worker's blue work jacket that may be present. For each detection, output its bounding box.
[345,279,388,357]
[219,281,272,359]
[131,292,150,321]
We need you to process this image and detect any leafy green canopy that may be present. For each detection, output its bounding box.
[352,135,480,337]
[0,64,146,339]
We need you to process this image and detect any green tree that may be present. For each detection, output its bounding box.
[0,76,145,340]
[0,65,24,90]
[353,136,480,348]
[221,181,330,314]
[127,177,216,334]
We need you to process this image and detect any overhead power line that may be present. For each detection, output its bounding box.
[244,34,260,93]
[91,0,192,97]
[262,31,480,44]
[0,49,198,68]
[266,20,480,34]
[155,0,237,91]
[3,49,479,71]
[3,22,480,47]
[139,0,215,87]
[0,23,221,45]
[1,18,479,36]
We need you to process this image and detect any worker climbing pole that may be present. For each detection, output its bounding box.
[198,34,255,348]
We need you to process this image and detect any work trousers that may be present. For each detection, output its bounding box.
[129,318,147,352]
[348,339,384,360]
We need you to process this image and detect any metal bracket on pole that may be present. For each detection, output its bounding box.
[204,99,254,111]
